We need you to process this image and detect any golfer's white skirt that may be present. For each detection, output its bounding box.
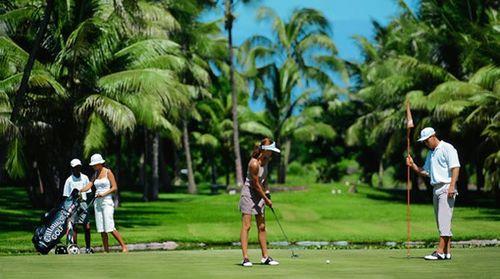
[94,197,115,233]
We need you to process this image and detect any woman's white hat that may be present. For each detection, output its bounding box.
[261,142,281,153]
[70,159,82,167]
[417,127,436,142]
[89,153,105,166]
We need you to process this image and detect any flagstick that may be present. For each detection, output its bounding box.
[406,127,411,258]
[405,100,413,259]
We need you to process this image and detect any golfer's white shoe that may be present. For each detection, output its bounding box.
[424,251,445,260]
[242,258,253,267]
[261,257,279,265]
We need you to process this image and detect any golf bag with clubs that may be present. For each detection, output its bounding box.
[32,188,92,255]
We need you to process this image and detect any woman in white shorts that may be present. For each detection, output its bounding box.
[81,153,127,252]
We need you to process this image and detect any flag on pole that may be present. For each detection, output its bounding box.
[406,100,414,129]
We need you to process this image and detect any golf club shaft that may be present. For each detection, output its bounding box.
[270,207,297,257]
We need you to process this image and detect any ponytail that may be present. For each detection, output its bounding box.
[251,138,272,159]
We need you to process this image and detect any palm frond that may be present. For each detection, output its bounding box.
[4,137,26,179]
[76,94,136,134]
[83,112,108,157]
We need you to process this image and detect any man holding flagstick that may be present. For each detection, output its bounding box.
[406,127,460,260]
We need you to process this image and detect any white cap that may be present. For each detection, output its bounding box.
[89,153,105,166]
[417,127,436,142]
[70,159,82,168]
[261,142,281,153]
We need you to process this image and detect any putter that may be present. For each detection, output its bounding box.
[270,207,298,258]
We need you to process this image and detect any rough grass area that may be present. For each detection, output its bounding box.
[1,181,498,254]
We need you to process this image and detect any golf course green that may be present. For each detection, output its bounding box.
[1,180,499,254]
[1,248,499,278]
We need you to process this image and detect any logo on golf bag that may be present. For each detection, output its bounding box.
[43,212,69,242]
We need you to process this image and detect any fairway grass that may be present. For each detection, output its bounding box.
[0,248,499,278]
[1,183,499,253]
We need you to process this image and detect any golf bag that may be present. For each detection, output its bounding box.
[32,188,83,254]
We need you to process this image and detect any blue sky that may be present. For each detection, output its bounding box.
[201,0,419,110]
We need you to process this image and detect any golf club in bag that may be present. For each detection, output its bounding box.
[270,207,298,258]
[32,188,94,255]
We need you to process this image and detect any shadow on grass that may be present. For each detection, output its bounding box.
[366,188,499,207]
[365,188,500,221]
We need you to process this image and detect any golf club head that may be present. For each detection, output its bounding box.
[291,253,299,258]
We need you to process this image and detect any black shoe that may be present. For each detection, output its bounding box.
[424,251,445,260]
[85,248,94,254]
[261,257,279,265]
[242,258,253,267]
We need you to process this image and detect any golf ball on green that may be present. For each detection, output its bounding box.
[326,260,330,264]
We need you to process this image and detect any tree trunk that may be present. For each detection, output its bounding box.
[211,155,217,185]
[0,143,4,184]
[183,119,197,194]
[160,139,173,193]
[476,159,484,192]
[141,129,149,201]
[377,159,384,188]
[10,0,54,124]
[225,0,243,187]
[277,139,291,184]
[113,136,121,208]
[457,167,469,198]
[151,132,160,200]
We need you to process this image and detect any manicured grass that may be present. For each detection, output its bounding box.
[0,248,499,278]
[0,181,499,254]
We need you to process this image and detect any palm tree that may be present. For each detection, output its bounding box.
[223,0,258,187]
[1,0,192,205]
[241,7,345,183]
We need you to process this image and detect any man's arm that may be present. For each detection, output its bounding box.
[447,167,459,197]
[406,155,430,178]
[62,178,71,197]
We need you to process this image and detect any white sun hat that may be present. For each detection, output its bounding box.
[89,153,105,166]
[70,159,82,167]
[417,127,436,142]
[261,142,281,153]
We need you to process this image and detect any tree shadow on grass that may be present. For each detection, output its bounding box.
[365,188,500,221]
[366,188,499,208]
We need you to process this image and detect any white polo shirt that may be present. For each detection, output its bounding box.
[423,141,460,185]
[63,174,91,200]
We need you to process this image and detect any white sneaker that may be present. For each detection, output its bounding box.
[424,251,445,260]
[261,257,279,265]
[242,258,253,267]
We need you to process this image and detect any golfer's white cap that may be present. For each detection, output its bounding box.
[261,142,281,153]
[70,159,82,167]
[417,127,436,142]
[89,153,105,166]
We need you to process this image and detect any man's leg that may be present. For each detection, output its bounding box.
[84,223,91,250]
[437,192,455,254]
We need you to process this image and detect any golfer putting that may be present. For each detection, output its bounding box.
[239,138,281,267]
[406,127,460,260]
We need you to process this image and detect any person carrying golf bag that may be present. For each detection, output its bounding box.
[239,138,281,267]
[62,159,93,254]
[32,188,84,254]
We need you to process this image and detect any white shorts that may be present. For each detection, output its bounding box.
[432,183,456,237]
[94,198,115,233]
